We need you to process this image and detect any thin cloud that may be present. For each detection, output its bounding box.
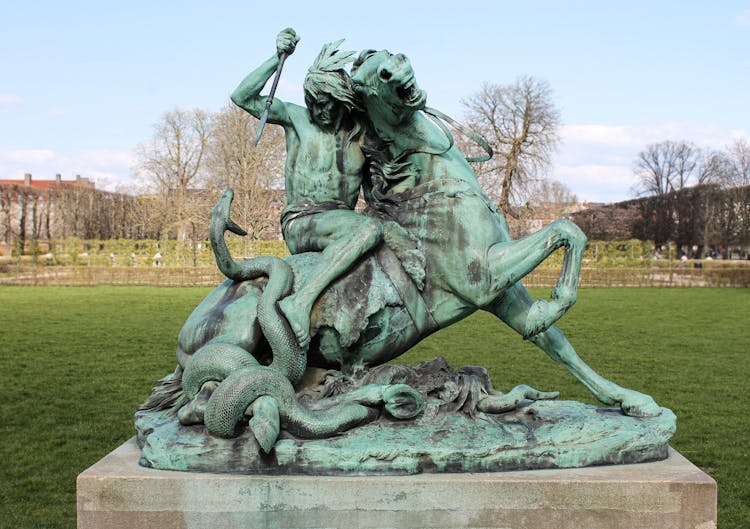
[85,171,120,191]
[562,122,747,150]
[0,149,56,165]
[0,148,135,191]
[554,122,750,203]
[737,9,750,28]
[562,125,635,147]
[0,94,22,108]
[557,164,633,185]
[58,149,136,191]
[554,164,636,203]
[75,149,135,168]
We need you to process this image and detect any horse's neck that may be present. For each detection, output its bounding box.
[371,112,439,156]
[368,108,487,198]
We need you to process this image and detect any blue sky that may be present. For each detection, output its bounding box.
[1,1,748,202]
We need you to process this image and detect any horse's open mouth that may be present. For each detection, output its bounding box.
[397,77,426,108]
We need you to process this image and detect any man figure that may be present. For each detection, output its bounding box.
[231,28,382,348]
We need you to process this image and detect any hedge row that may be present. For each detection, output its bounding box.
[2,238,748,270]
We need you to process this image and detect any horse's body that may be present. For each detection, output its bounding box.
[173,49,662,432]
[176,248,425,372]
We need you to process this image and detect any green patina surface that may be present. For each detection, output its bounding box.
[135,28,674,474]
[137,395,675,475]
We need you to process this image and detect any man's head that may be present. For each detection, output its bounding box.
[304,39,361,129]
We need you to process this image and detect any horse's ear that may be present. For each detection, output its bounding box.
[351,78,373,97]
[352,49,377,73]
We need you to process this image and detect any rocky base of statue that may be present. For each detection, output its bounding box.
[135,357,676,474]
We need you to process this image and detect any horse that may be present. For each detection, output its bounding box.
[153,49,661,446]
[346,48,660,417]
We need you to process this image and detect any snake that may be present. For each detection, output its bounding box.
[180,342,376,439]
[204,365,381,439]
[181,341,423,439]
[177,189,425,441]
[208,189,305,384]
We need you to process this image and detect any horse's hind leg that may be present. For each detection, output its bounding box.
[487,218,585,338]
[486,283,661,417]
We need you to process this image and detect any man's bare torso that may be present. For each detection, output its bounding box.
[284,120,365,208]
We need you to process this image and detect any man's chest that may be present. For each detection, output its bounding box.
[300,136,364,174]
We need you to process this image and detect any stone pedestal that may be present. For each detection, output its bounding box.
[77,438,716,529]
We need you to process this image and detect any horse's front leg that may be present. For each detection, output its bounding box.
[486,284,662,417]
[488,218,586,338]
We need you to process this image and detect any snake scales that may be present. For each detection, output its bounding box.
[178,190,423,440]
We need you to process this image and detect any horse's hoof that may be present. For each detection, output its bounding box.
[522,386,560,401]
[620,391,662,418]
[523,300,551,339]
[524,298,570,339]
[383,384,425,419]
[477,384,559,413]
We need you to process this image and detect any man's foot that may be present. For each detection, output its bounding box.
[279,295,311,349]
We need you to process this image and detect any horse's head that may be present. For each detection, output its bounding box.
[351,49,427,129]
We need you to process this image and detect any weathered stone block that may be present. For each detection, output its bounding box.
[77,438,716,529]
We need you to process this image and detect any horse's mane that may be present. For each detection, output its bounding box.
[361,135,416,201]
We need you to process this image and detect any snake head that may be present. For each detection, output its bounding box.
[212,189,248,236]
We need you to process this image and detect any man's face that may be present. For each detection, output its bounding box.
[311,94,341,130]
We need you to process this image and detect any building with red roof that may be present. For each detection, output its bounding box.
[0,173,95,190]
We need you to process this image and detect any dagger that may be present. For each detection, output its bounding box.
[254,52,288,145]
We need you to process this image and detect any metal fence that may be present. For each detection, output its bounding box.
[2,264,749,288]
[0,265,225,287]
[526,267,750,288]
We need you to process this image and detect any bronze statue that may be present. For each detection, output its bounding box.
[135,29,674,474]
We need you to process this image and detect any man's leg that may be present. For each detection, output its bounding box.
[280,211,383,347]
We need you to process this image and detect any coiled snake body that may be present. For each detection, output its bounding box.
[208,190,305,384]
[179,190,423,442]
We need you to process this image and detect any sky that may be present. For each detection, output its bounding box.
[1,1,748,203]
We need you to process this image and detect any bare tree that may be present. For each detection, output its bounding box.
[16,187,29,255]
[726,138,750,186]
[461,76,561,215]
[133,108,210,241]
[723,139,750,250]
[692,150,731,253]
[509,178,577,237]
[633,141,701,197]
[0,186,13,256]
[528,179,577,208]
[633,140,706,245]
[205,104,285,246]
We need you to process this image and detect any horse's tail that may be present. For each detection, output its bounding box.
[137,366,185,412]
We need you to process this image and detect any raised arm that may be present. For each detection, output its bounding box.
[230,28,300,124]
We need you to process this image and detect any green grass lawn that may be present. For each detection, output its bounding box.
[0,286,748,528]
